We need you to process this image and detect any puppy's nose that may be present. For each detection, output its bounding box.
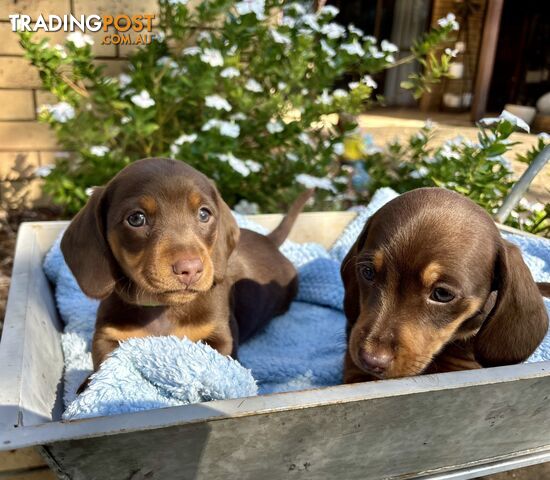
[172,258,203,286]
[360,349,393,376]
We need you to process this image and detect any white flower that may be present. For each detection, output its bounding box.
[298,132,314,146]
[245,79,263,92]
[66,32,93,48]
[369,46,385,58]
[217,153,256,176]
[200,48,224,67]
[266,119,284,134]
[245,159,261,172]
[348,24,364,36]
[282,16,296,28]
[183,46,201,56]
[410,166,429,179]
[118,73,132,88]
[538,132,550,141]
[480,110,530,133]
[168,0,189,4]
[157,56,178,69]
[364,35,377,43]
[321,39,336,57]
[332,89,348,98]
[174,133,197,145]
[197,31,212,42]
[220,67,240,78]
[316,89,332,105]
[286,2,306,15]
[301,14,320,31]
[348,81,360,89]
[386,54,395,63]
[278,81,287,90]
[321,23,346,39]
[34,165,54,178]
[131,90,155,108]
[121,116,131,124]
[319,5,339,17]
[85,187,95,196]
[42,102,75,123]
[437,13,459,31]
[54,44,67,58]
[424,119,435,130]
[235,0,266,20]
[153,31,166,42]
[296,173,336,192]
[90,146,110,157]
[271,29,291,45]
[202,120,240,138]
[361,75,377,88]
[286,152,299,162]
[333,143,344,155]
[341,40,365,56]
[440,143,461,160]
[170,134,197,155]
[531,202,546,212]
[301,88,309,95]
[381,39,399,53]
[234,199,260,215]
[231,112,247,121]
[445,47,459,58]
[205,94,232,112]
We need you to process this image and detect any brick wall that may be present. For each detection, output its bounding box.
[0,0,159,208]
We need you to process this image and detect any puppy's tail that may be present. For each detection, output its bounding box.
[538,283,550,298]
[268,189,314,247]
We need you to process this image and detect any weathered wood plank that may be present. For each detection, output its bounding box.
[43,375,550,480]
[0,448,45,472]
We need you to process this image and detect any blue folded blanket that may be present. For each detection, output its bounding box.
[43,188,550,420]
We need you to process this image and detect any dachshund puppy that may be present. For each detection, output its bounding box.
[62,158,309,374]
[341,188,549,383]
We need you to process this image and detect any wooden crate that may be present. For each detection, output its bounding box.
[0,215,549,480]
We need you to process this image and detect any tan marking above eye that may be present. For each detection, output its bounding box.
[139,195,157,214]
[373,250,384,270]
[188,191,203,211]
[421,262,442,287]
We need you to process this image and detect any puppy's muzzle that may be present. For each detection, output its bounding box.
[172,257,204,287]
[359,348,394,378]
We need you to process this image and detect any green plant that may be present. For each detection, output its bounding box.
[348,114,550,236]
[21,1,458,214]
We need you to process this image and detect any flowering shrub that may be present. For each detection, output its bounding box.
[347,112,550,237]
[21,0,457,213]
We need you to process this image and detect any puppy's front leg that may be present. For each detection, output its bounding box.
[92,330,120,371]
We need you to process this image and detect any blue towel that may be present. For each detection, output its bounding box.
[43,188,550,419]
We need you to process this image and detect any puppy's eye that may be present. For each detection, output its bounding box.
[127,212,146,227]
[198,207,211,223]
[359,265,375,281]
[430,287,455,303]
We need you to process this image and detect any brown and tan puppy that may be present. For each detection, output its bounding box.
[61,157,309,377]
[341,188,549,383]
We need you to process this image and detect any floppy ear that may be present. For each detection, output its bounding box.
[60,187,117,299]
[212,192,240,282]
[474,240,549,367]
[341,217,371,339]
